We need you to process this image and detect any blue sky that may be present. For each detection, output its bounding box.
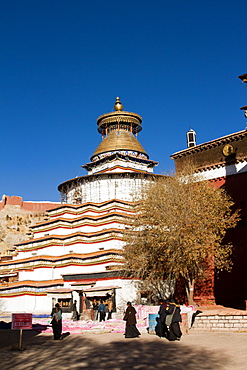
[1,0,247,201]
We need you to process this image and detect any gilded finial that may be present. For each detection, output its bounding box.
[114,97,123,111]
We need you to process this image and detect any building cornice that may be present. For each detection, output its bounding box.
[0,249,122,267]
[31,211,134,230]
[171,129,247,159]
[15,228,125,248]
[47,199,136,214]
[62,270,124,281]
[0,279,64,291]
[193,158,247,174]
[83,152,158,171]
[31,219,133,236]
[0,252,122,274]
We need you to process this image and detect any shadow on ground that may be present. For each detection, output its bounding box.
[0,331,227,370]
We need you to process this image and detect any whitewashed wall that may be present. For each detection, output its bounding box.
[14,239,125,260]
[18,262,119,281]
[64,176,154,204]
[1,294,52,314]
[114,279,140,312]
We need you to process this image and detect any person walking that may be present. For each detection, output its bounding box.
[51,303,63,340]
[123,301,141,338]
[98,300,106,322]
[158,299,169,338]
[165,299,182,341]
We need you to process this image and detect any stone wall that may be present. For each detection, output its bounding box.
[192,314,247,332]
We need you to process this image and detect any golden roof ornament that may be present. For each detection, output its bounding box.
[114,97,123,111]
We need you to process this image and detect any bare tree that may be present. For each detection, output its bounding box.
[122,166,239,305]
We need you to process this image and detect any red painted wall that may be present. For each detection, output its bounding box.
[213,171,247,309]
[0,195,59,212]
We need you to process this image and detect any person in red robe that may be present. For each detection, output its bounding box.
[123,301,141,338]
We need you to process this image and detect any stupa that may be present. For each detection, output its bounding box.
[0,98,160,314]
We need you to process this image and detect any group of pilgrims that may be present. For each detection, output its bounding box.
[50,298,182,341]
[124,299,182,340]
[158,299,182,341]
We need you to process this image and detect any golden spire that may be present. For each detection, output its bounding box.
[114,97,123,111]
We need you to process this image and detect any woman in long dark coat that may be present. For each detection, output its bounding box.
[158,300,169,338]
[165,300,182,341]
[123,301,141,338]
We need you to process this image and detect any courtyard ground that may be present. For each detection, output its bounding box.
[0,329,246,370]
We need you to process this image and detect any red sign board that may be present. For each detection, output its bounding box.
[12,313,32,330]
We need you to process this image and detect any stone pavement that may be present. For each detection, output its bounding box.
[0,330,246,369]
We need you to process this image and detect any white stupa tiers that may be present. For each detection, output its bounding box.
[0,98,161,314]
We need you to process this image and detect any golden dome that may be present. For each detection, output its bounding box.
[91,129,147,159]
[91,98,148,160]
